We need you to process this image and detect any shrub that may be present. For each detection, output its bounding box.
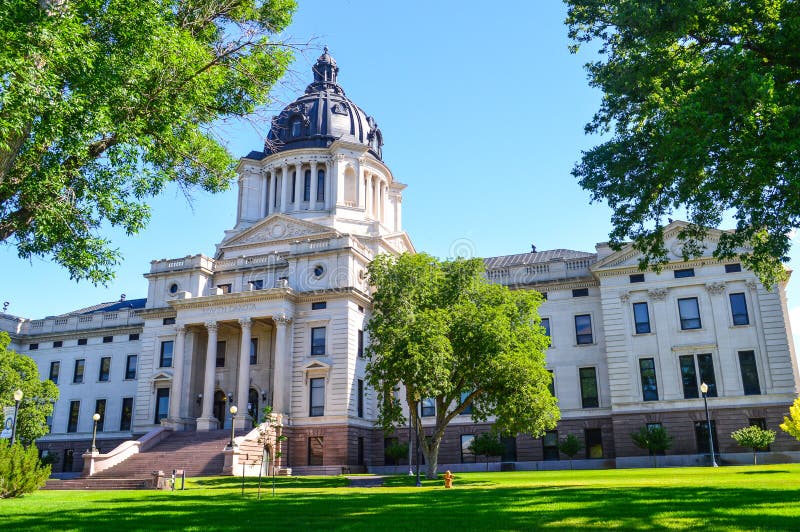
[631,426,673,467]
[780,397,800,441]
[469,433,506,471]
[0,440,51,498]
[384,441,409,467]
[558,434,583,470]
[731,425,776,465]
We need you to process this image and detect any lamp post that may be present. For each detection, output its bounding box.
[91,413,101,453]
[700,382,718,467]
[414,400,422,487]
[229,405,238,448]
[10,389,23,445]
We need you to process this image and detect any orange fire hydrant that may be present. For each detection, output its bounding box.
[444,470,454,489]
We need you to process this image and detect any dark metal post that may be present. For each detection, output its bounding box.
[702,389,718,467]
[408,413,413,476]
[415,403,421,487]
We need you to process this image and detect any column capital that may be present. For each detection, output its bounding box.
[238,317,252,329]
[704,282,726,295]
[274,313,293,326]
[648,288,668,301]
[205,321,218,331]
[175,324,187,335]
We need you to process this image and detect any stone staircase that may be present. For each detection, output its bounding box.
[44,429,243,490]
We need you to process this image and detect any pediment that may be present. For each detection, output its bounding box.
[151,371,172,382]
[220,214,340,250]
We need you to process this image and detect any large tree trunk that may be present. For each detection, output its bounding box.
[421,435,442,479]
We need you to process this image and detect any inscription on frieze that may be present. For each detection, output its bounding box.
[201,304,258,315]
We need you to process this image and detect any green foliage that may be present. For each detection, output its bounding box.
[732,425,776,465]
[565,0,800,286]
[0,333,59,443]
[0,0,297,283]
[366,253,559,478]
[780,397,800,440]
[558,434,583,460]
[0,441,51,498]
[469,433,505,471]
[631,426,673,467]
[384,441,409,463]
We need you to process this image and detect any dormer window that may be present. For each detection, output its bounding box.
[290,117,302,137]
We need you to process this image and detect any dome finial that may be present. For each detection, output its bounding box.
[312,46,339,87]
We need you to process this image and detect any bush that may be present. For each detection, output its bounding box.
[469,433,506,471]
[558,434,583,469]
[731,425,776,465]
[0,440,51,498]
[631,426,673,467]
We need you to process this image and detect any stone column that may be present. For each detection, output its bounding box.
[167,325,186,427]
[309,161,318,210]
[269,170,277,215]
[197,321,219,431]
[705,282,735,395]
[234,318,253,429]
[648,288,681,400]
[280,164,289,213]
[294,163,303,210]
[272,313,292,415]
[328,159,336,210]
[365,173,373,217]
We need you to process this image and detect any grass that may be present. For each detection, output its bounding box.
[4,465,800,530]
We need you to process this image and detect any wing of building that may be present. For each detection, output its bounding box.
[2,51,799,475]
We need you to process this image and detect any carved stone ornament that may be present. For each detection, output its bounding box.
[648,288,668,301]
[175,324,186,335]
[205,321,218,331]
[745,279,758,290]
[619,292,631,303]
[704,282,726,295]
[274,313,292,326]
[238,317,252,329]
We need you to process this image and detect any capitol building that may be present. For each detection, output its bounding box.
[3,50,800,475]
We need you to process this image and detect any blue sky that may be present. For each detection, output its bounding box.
[3,0,800,352]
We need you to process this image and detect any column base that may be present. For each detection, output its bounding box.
[196,417,220,431]
[232,414,253,430]
[162,417,192,431]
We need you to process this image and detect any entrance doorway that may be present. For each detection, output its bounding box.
[154,388,169,424]
[213,390,226,424]
[248,388,259,422]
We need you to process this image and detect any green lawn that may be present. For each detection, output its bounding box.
[4,465,800,530]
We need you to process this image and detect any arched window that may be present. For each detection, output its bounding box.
[291,172,296,203]
[303,170,311,202]
[290,117,302,137]
[248,388,260,421]
[317,170,325,202]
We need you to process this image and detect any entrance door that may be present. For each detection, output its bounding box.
[248,388,259,422]
[154,388,170,424]
[213,390,226,424]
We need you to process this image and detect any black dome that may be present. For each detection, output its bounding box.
[264,48,384,160]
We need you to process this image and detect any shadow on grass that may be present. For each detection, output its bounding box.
[737,470,790,475]
[191,476,349,489]
[7,483,800,531]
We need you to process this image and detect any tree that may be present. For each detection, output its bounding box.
[780,397,800,441]
[383,441,409,472]
[631,425,673,468]
[558,434,583,470]
[0,440,51,498]
[0,333,59,443]
[366,253,559,479]
[468,433,505,471]
[732,425,776,465]
[0,0,298,283]
[565,0,800,286]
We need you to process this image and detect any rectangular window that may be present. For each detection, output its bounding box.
[729,293,750,325]
[78,338,87,346]
[103,335,113,343]
[311,301,327,310]
[460,434,476,463]
[98,357,111,382]
[53,341,63,348]
[461,391,473,415]
[738,350,761,395]
[674,268,695,278]
[217,284,232,294]
[357,329,364,358]
[629,273,645,283]
[639,358,659,401]
[694,420,719,455]
[547,370,555,397]
[49,361,60,384]
[250,338,258,365]
[678,297,702,330]
[129,333,139,341]
[216,341,226,368]
[308,436,323,466]
[95,399,106,432]
[542,430,559,461]
[575,314,593,345]
[120,397,133,431]
[310,378,325,416]
[29,343,38,350]
[317,170,325,202]
[159,341,174,368]
[125,355,137,380]
[572,288,589,297]
[303,170,311,201]
[63,449,74,472]
[680,354,717,398]
[585,428,604,458]
[162,317,175,325]
[249,279,264,290]
[357,436,364,466]
[697,353,717,397]
[67,401,80,433]
[541,318,551,338]
[357,379,364,418]
[679,355,699,399]
[310,327,326,356]
[421,397,435,417]
[633,302,651,334]
[154,388,169,424]
[73,359,85,384]
[579,367,599,408]
[725,263,742,273]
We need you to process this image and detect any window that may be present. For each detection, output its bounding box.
[572,288,589,297]
[310,378,325,416]
[460,434,476,463]
[311,301,327,310]
[162,317,175,325]
[98,357,111,382]
[674,268,695,278]
[357,379,364,418]
[53,341,63,348]
[29,343,38,350]
[678,297,701,330]
[67,401,80,433]
[120,397,133,431]
[630,273,645,283]
[639,358,658,401]
[729,293,749,325]
[217,284,231,294]
[250,338,258,365]
[694,420,719,455]
[542,430,559,461]
[461,391,473,415]
[129,333,139,341]
[541,318,551,339]
[78,338,87,346]
[169,283,179,294]
[313,265,325,277]
[95,399,106,432]
[421,397,435,417]
[384,437,400,466]
[547,370,555,397]
[249,279,264,290]
[579,367,599,408]
[49,361,60,384]
[159,341,174,368]
[308,436,323,465]
[73,359,85,384]
[291,172,296,202]
[357,329,364,358]
[103,335,113,343]
[585,428,604,458]
[725,263,742,273]
[633,302,651,334]
[317,170,325,202]
[358,305,365,313]
[290,118,302,138]
[679,354,717,398]
[63,449,74,472]
[125,355,137,380]
[575,314,593,344]
[154,388,169,424]
[357,436,364,466]
[311,327,326,355]
[738,350,761,395]
[303,170,311,201]
[216,341,226,368]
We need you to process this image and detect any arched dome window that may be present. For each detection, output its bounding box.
[290,117,302,138]
[303,170,311,201]
[317,170,325,202]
